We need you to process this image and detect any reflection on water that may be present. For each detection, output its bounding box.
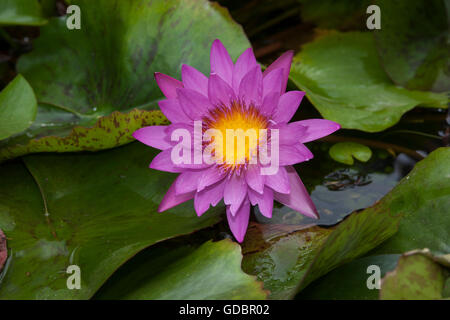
[254,145,417,226]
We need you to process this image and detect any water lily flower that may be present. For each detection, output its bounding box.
[133,39,340,242]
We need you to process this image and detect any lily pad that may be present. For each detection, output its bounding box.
[96,239,267,300]
[0,108,167,160]
[299,149,449,299]
[1,0,250,161]
[373,148,450,255]
[329,142,372,165]
[296,254,400,300]
[0,75,37,140]
[0,0,47,26]
[289,32,448,132]
[242,147,450,299]
[374,0,450,92]
[293,148,449,299]
[299,250,450,300]
[0,142,223,299]
[242,199,401,300]
[380,249,450,300]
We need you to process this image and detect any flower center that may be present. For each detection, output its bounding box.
[203,101,268,169]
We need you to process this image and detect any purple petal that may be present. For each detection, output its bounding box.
[224,173,248,216]
[296,119,341,143]
[175,170,204,195]
[238,66,263,106]
[259,91,279,117]
[149,149,183,173]
[232,48,257,94]
[133,126,171,150]
[164,123,201,163]
[177,88,213,120]
[248,187,274,218]
[198,166,227,191]
[264,166,290,194]
[226,199,250,243]
[154,72,183,99]
[272,91,305,123]
[262,68,283,98]
[194,179,226,216]
[210,39,234,85]
[277,122,307,145]
[208,73,236,106]
[165,122,194,137]
[263,50,293,94]
[181,64,209,97]
[273,166,318,219]
[158,99,191,124]
[245,164,265,194]
[158,177,195,212]
[175,161,212,171]
[279,144,314,165]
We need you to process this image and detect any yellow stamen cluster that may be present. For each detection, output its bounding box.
[203,101,268,169]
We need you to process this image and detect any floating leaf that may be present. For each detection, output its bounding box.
[290,32,448,132]
[243,147,450,299]
[293,148,449,299]
[242,201,401,299]
[296,254,400,300]
[380,249,450,300]
[0,75,37,140]
[373,148,450,255]
[299,249,450,300]
[0,142,223,299]
[0,0,250,160]
[0,108,167,160]
[374,0,450,92]
[0,0,47,26]
[329,142,372,165]
[96,239,267,300]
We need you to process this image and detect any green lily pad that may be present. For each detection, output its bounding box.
[329,142,372,165]
[299,148,449,299]
[0,0,47,26]
[297,254,400,300]
[289,32,448,132]
[293,147,449,299]
[299,250,450,300]
[242,147,450,299]
[0,0,249,161]
[96,239,267,300]
[373,148,450,255]
[242,196,401,300]
[374,0,450,92]
[0,108,167,160]
[0,142,223,299]
[380,249,450,300]
[0,75,37,140]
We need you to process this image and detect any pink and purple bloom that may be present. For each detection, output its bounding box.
[133,39,340,242]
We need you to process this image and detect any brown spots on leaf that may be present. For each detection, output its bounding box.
[0,109,168,161]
